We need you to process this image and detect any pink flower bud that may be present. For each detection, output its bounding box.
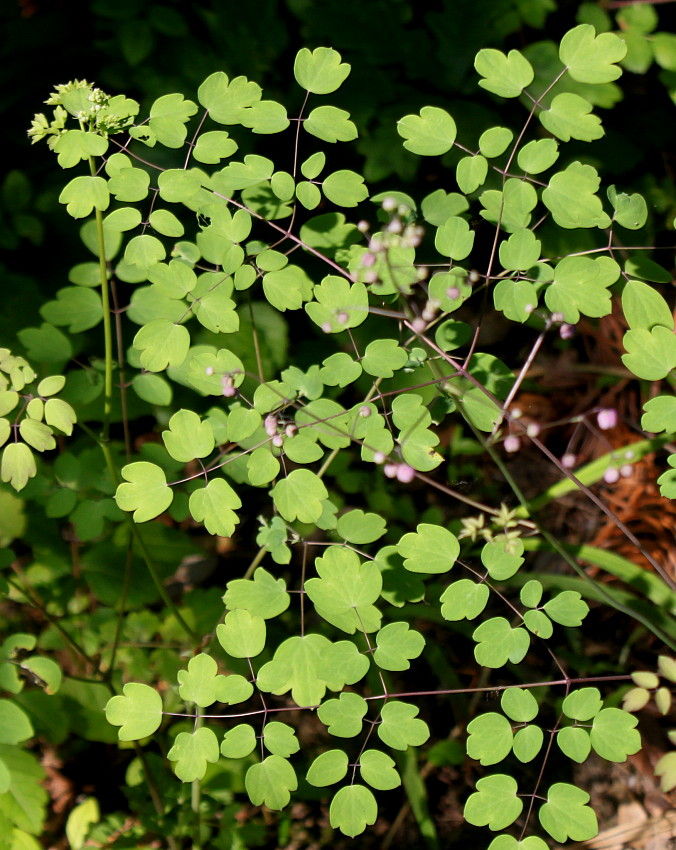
[526,422,540,438]
[285,424,297,438]
[264,414,278,436]
[359,406,371,418]
[361,252,376,267]
[504,435,521,453]
[396,464,415,483]
[383,463,398,478]
[560,324,575,340]
[561,453,576,469]
[272,434,284,448]
[620,464,633,478]
[597,408,617,430]
[373,452,386,464]
[603,467,620,484]
[411,317,427,334]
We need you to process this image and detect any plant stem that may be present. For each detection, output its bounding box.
[88,156,114,442]
[192,706,203,850]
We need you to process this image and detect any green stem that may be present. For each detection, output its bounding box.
[192,706,203,850]
[87,155,114,441]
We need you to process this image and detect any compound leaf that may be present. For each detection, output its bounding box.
[246,756,297,810]
[440,579,490,621]
[263,722,299,758]
[221,723,256,759]
[475,49,534,97]
[163,409,214,462]
[305,105,357,143]
[167,727,220,782]
[216,609,266,658]
[318,692,368,737]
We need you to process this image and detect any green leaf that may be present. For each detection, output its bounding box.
[221,724,256,759]
[421,189,469,225]
[494,279,539,323]
[622,326,676,380]
[543,590,589,626]
[479,179,537,232]
[499,229,541,271]
[336,509,386,544]
[378,700,429,750]
[198,71,261,124]
[296,181,322,209]
[398,523,459,574]
[263,721,299,758]
[362,339,408,378]
[467,713,513,765]
[475,48,534,97]
[523,609,553,638]
[0,745,47,834]
[1,443,37,491]
[359,750,400,790]
[562,687,603,721]
[193,130,238,164]
[163,409,214,462]
[456,155,488,194]
[131,373,172,406]
[520,580,544,608]
[539,783,598,843]
[322,170,368,207]
[642,396,676,433]
[318,692,368,737]
[177,653,227,707]
[19,419,55,452]
[512,725,544,763]
[373,622,425,671]
[301,152,326,180]
[608,187,648,230]
[0,701,33,744]
[216,609,266,658]
[305,276,369,332]
[305,546,382,634]
[560,24,626,83]
[590,708,641,761]
[105,683,163,741]
[157,169,203,204]
[214,674,253,706]
[294,47,350,94]
[246,755,298,810]
[105,206,143,232]
[557,726,591,762]
[54,129,108,168]
[133,320,190,372]
[501,688,539,722]
[542,162,611,229]
[517,138,559,174]
[622,280,674,330]
[168,727,219,782]
[440,579,490,621]
[435,216,475,261]
[305,106,357,143]
[479,127,513,158]
[58,176,110,219]
[545,256,617,323]
[149,92,198,147]
[241,100,290,134]
[539,93,603,142]
[464,774,523,830]
[306,749,349,787]
[224,567,290,619]
[330,784,377,838]
[657,456,676,499]
[263,265,313,311]
[115,461,173,522]
[473,617,530,668]
[481,537,524,580]
[397,106,456,156]
[271,469,328,523]
[487,837,549,850]
[65,796,99,850]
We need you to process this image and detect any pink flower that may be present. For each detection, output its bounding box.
[597,408,618,431]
